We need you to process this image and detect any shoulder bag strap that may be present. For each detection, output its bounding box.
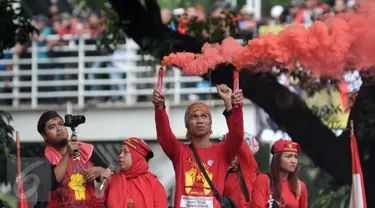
[237,168,251,202]
[189,144,222,201]
[225,170,230,180]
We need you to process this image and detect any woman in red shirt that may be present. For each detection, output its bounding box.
[252,140,308,208]
[90,137,168,208]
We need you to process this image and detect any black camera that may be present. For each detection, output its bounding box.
[64,114,86,161]
[64,114,86,128]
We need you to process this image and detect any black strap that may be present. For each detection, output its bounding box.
[237,168,251,202]
[225,167,250,202]
[189,144,222,201]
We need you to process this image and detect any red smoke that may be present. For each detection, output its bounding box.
[162,37,243,75]
[163,0,375,79]
[236,0,375,78]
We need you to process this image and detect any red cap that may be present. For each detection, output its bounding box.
[123,137,154,161]
[271,140,300,154]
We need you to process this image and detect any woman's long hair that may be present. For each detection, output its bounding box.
[269,152,299,201]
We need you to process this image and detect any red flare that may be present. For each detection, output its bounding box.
[157,67,164,92]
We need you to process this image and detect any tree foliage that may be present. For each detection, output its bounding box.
[0,111,14,184]
[0,0,36,58]
[311,185,351,208]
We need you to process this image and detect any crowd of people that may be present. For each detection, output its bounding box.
[27,84,307,208]
[278,0,353,24]
[0,1,116,105]
[159,0,354,40]
[0,0,355,106]
[160,2,257,41]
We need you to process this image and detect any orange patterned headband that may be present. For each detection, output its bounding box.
[184,102,211,126]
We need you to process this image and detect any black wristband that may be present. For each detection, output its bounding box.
[223,109,233,118]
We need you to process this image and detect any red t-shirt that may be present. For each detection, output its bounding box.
[47,159,95,208]
[155,106,244,208]
[44,142,95,208]
[252,174,308,208]
[223,140,259,208]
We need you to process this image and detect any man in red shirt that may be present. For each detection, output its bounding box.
[152,84,244,208]
[30,111,107,207]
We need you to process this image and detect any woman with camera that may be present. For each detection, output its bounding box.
[251,140,308,208]
[90,137,168,208]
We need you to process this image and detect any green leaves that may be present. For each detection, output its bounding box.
[0,111,14,184]
[311,185,351,208]
[74,0,128,52]
[287,69,340,97]
[0,0,37,58]
[311,104,344,128]
[0,111,13,147]
[0,0,36,180]
[97,10,127,52]
[186,11,239,44]
[158,0,204,10]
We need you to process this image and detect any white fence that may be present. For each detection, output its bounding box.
[0,34,216,109]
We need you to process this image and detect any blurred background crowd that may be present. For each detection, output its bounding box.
[0,0,357,106]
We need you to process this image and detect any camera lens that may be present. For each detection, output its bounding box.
[64,114,86,127]
[76,115,86,124]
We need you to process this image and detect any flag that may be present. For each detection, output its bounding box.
[16,131,30,208]
[349,124,367,208]
[17,177,30,208]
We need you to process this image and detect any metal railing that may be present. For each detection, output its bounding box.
[0,34,215,109]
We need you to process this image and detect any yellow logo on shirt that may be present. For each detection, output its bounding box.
[185,159,213,195]
[68,173,86,200]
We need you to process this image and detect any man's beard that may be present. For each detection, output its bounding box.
[48,138,68,148]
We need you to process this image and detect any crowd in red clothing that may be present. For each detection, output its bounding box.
[159,0,354,42]
[160,2,257,41]
[30,2,105,51]
[150,84,308,208]
[29,84,308,208]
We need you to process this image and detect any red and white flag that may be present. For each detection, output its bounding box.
[16,131,30,208]
[349,128,367,208]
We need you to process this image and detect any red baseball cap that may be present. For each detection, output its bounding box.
[271,140,300,154]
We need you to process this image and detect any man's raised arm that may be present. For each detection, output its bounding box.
[217,84,244,164]
[152,88,183,161]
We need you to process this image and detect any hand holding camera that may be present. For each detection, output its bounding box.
[64,114,86,160]
[67,137,80,156]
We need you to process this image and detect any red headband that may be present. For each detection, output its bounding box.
[123,137,154,161]
[271,140,300,154]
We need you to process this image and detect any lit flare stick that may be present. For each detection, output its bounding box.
[157,67,164,92]
[233,65,240,108]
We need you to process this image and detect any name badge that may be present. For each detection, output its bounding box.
[180,195,214,208]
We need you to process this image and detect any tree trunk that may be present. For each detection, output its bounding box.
[346,83,375,206]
